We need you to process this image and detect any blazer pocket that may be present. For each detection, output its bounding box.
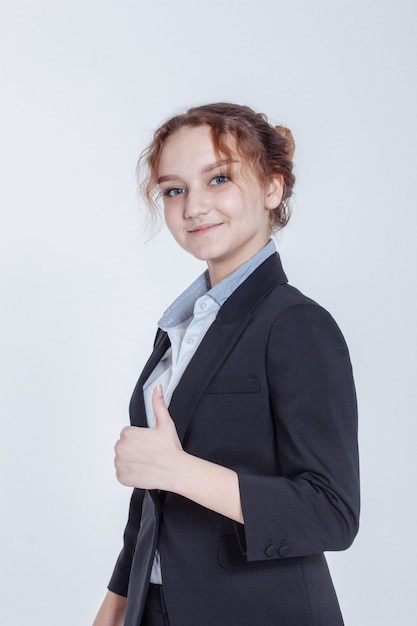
[205,378,260,395]
[218,535,271,571]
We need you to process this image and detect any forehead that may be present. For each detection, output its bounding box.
[157,125,237,171]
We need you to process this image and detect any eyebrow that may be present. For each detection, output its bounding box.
[157,159,239,184]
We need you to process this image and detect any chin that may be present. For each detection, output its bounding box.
[186,244,222,262]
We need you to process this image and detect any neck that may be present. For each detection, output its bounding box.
[207,239,270,286]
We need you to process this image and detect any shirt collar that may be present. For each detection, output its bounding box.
[158,240,276,330]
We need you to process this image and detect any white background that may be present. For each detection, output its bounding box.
[1,1,416,624]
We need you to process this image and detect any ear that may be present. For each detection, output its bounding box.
[264,174,284,210]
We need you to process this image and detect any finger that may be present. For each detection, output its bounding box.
[155,383,165,400]
[152,384,170,427]
[120,425,132,439]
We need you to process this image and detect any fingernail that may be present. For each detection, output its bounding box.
[157,383,163,397]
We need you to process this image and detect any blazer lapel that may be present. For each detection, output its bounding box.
[168,316,252,443]
[168,253,287,443]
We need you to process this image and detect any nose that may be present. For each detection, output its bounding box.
[183,187,210,219]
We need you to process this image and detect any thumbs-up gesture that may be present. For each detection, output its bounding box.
[114,385,243,522]
[114,385,183,490]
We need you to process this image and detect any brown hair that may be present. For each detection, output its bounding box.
[138,102,295,233]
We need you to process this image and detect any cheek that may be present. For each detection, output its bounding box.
[218,189,246,216]
[164,208,185,241]
[242,200,271,233]
[163,207,176,230]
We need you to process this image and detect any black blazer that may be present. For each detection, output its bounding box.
[108,253,360,626]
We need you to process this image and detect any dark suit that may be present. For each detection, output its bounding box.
[109,253,360,626]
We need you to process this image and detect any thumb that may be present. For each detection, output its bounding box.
[152,384,171,428]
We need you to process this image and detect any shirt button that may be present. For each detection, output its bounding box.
[200,301,207,310]
[186,337,195,345]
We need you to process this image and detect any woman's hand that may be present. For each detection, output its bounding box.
[114,384,243,523]
[114,385,184,491]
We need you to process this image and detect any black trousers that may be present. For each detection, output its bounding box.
[140,584,170,626]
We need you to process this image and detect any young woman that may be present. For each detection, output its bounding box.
[93,103,360,626]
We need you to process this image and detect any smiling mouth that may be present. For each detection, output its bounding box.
[188,223,222,235]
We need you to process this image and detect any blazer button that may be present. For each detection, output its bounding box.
[278,544,290,557]
[265,545,278,558]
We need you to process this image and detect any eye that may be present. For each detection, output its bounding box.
[210,174,230,186]
[162,187,186,198]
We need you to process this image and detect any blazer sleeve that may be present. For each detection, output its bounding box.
[107,487,145,596]
[238,302,360,562]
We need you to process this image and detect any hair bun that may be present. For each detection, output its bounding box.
[275,125,295,160]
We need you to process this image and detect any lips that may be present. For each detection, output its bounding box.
[188,223,222,235]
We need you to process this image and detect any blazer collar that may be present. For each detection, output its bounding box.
[216,252,287,323]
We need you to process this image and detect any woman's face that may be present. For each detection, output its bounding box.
[157,125,283,285]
